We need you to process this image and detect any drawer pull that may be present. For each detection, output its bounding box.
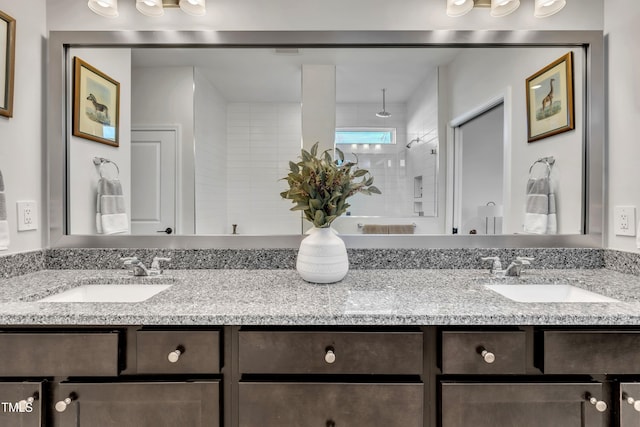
[586,394,607,412]
[477,347,495,364]
[55,393,77,413]
[18,392,38,412]
[168,346,185,363]
[623,393,640,412]
[324,347,336,364]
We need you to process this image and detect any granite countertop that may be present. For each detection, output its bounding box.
[0,268,640,326]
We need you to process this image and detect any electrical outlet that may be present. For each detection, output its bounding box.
[614,206,636,236]
[17,201,38,231]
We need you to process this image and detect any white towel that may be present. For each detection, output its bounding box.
[0,169,8,250]
[96,178,128,234]
[523,177,557,234]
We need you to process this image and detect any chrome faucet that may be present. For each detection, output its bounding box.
[504,257,534,276]
[121,256,171,276]
[481,256,534,277]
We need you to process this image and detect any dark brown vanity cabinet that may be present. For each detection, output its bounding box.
[52,381,220,427]
[620,383,640,426]
[237,329,425,427]
[0,381,43,427]
[0,328,222,427]
[441,382,607,427]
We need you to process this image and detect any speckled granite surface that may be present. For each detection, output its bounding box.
[44,248,605,271]
[605,250,640,275]
[0,268,639,326]
[0,250,46,279]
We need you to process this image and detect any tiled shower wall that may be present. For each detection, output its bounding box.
[226,103,303,235]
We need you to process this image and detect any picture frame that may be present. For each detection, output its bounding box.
[525,52,574,143]
[0,10,15,118]
[73,57,120,147]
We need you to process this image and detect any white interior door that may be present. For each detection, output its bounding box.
[130,129,177,235]
[454,103,505,235]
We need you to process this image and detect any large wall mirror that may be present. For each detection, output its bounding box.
[48,31,603,249]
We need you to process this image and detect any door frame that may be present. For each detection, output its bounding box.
[131,125,182,235]
[446,88,512,235]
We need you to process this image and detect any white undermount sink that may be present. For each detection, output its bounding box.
[484,284,619,303]
[38,284,172,303]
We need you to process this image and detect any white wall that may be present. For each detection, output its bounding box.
[131,66,195,234]
[445,47,585,235]
[67,48,132,235]
[194,68,227,234]
[0,0,46,253]
[46,0,603,32]
[605,0,640,252]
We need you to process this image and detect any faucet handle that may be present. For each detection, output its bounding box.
[121,256,139,265]
[151,257,171,271]
[481,256,502,272]
[515,256,535,265]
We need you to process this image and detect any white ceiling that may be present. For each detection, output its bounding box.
[132,47,461,103]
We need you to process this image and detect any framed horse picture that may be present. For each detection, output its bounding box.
[0,10,15,118]
[73,57,120,147]
[525,52,574,143]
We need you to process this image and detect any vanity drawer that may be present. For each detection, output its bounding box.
[136,330,220,374]
[239,382,423,427]
[441,331,527,374]
[543,330,640,374]
[0,332,120,376]
[238,330,423,375]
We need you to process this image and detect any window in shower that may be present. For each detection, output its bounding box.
[335,127,396,145]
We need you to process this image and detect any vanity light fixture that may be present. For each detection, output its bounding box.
[90,0,206,17]
[376,88,392,118]
[87,0,119,18]
[534,0,566,17]
[447,0,566,17]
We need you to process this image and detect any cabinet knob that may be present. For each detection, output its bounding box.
[55,394,77,413]
[324,348,336,364]
[586,395,607,412]
[168,346,185,363]
[477,347,495,364]
[17,393,38,412]
[623,393,640,412]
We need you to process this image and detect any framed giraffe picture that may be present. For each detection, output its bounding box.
[525,52,574,143]
[72,57,120,147]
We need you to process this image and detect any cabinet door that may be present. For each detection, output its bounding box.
[441,382,606,427]
[621,383,640,426]
[239,382,423,427]
[54,381,219,427]
[0,382,43,427]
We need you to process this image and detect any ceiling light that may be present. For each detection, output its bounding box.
[179,0,206,16]
[376,88,392,118]
[490,0,520,17]
[87,0,119,17]
[136,0,164,16]
[534,0,566,17]
[446,0,474,17]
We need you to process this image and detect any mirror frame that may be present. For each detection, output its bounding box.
[48,30,603,249]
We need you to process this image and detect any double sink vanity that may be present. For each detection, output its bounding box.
[1,252,640,427]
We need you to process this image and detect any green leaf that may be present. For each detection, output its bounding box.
[310,142,319,157]
[353,169,368,177]
[309,198,323,209]
[313,210,326,227]
[368,186,382,194]
[289,161,299,174]
[291,203,310,211]
[336,146,344,162]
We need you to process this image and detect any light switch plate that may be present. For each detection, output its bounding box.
[614,205,636,236]
[17,201,38,231]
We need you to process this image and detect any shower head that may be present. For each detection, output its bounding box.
[376,88,392,118]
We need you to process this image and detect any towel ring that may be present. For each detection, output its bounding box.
[528,156,555,177]
[93,157,120,179]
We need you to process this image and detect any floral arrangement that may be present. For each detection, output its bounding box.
[280,142,381,228]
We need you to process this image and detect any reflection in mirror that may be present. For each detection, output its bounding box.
[65,45,585,237]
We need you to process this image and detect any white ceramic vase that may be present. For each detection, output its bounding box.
[296,227,349,283]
